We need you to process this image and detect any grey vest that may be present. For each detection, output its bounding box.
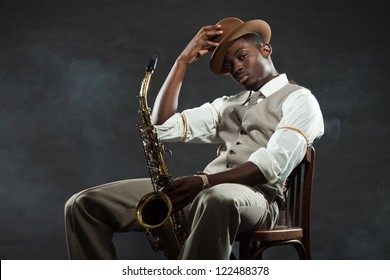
[204,82,303,207]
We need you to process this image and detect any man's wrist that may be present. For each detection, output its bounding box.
[195,174,211,190]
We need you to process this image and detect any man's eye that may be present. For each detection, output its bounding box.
[238,54,247,60]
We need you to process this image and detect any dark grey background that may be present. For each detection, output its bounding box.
[1,0,389,260]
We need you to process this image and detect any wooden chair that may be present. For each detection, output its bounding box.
[235,146,316,259]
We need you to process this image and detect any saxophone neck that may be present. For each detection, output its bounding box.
[138,71,154,126]
[139,54,157,104]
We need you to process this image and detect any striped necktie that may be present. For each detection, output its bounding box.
[233,90,262,122]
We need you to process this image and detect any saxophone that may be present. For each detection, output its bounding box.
[135,55,188,259]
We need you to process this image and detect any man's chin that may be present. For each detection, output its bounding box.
[243,83,257,91]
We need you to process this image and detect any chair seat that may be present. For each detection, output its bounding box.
[236,226,303,241]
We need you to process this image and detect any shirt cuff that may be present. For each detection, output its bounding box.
[247,147,280,185]
[155,113,184,142]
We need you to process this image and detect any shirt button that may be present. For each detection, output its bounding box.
[236,141,241,145]
[226,163,232,168]
[229,150,235,154]
[240,130,246,135]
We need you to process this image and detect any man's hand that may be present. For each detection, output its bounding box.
[178,24,223,64]
[162,175,204,210]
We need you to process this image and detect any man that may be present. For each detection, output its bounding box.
[65,17,324,259]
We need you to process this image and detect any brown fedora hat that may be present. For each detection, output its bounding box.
[209,17,271,75]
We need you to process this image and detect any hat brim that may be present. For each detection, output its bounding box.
[210,19,271,75]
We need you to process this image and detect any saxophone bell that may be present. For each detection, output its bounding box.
[136,191,172,229]
[135,191,183,259]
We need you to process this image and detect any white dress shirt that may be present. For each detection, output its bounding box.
[156,74,324,184]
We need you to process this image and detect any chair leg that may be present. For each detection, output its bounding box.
[239,240,251,259]
[252,240,308,260]
[289,241,308,260]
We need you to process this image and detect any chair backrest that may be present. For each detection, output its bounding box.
[280,146,316,257]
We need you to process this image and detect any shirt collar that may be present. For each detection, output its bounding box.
[259,74,288,98]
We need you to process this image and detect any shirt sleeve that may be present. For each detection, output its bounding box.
[155,96,227,144]
[248,89,324,184]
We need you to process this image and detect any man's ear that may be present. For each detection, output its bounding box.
[259,44,272,58]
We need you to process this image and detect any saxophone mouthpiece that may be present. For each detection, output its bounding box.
[146,55,158,73]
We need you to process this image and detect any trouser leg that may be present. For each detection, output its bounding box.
[64,178,153,259]
[179,183,279,260]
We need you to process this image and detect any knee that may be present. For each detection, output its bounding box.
[64,189,96,216]
[65,192,79,215]
[200,184,239,211]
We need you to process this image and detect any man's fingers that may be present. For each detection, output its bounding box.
[198,24,223,39]
[201,30,223,41]
[202,24,221,31]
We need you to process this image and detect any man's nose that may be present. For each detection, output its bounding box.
[233,61,244,74]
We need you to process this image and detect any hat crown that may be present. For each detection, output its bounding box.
[211,17,244,44]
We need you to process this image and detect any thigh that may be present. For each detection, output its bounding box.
[200,183,274,233]
[68,178,154,231]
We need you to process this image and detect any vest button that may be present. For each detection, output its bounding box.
[240,130,246,135]
[229,150,235,154]
[236,141,241,145]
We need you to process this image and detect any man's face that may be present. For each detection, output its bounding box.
[223,37,271,91]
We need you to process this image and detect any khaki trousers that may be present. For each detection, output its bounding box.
[64,178,279,260]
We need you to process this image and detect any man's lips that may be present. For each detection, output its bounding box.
[237,74,249,84]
